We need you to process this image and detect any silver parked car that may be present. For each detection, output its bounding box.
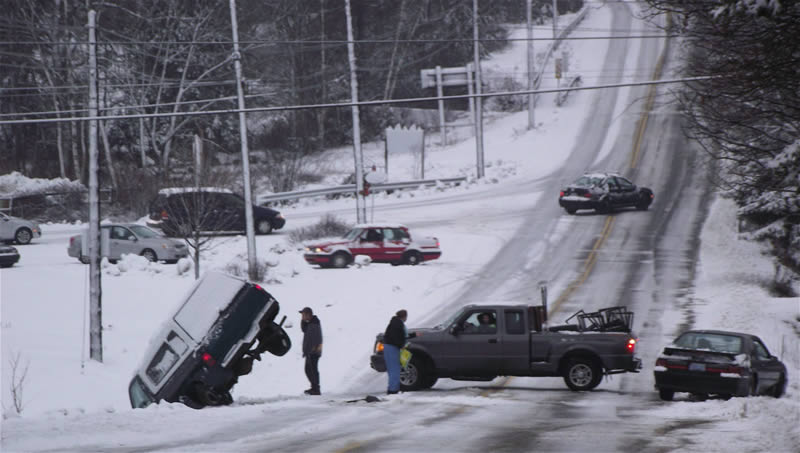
[0,212,41,245]
[67,223,189,263]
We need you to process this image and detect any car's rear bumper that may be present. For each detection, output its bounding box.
[559,197,597,211]
[422,251,441,261]
[654,370,750,396]
[271,217,286,230]
[304,254,331,265]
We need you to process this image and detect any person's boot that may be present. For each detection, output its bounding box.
[305,388,321,395]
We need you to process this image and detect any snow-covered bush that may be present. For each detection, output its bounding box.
[288,214,352,244]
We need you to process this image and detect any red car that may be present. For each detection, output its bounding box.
[303,224,441,268]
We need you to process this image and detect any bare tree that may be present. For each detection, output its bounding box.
[6,351,30,415]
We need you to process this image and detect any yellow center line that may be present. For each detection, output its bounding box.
[551,216,616,315]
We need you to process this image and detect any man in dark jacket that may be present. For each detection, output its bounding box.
[300,307,323,395]
[383,309,418,394]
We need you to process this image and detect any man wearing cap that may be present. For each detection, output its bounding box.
[299,307,323,395]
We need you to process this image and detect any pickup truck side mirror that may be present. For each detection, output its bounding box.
[449,325,461,336]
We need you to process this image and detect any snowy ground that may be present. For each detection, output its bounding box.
[1,3,798,452]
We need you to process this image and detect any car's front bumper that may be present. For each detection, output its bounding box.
[654,369,750,396]
[304,254,332,265]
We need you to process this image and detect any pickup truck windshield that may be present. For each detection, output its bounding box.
[435,307,467,329]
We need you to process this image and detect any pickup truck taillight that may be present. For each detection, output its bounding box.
[160,209,169,220]
[626,338,637,353]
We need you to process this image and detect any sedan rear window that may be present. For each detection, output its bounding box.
[573,175,605,187]
[675,332,743,354]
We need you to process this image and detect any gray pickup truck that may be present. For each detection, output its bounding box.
[370,305,641,391]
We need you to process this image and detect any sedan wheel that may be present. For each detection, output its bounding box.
[141,249,158,262]
[15,228,32,245]
[331,252,350,269]
[256,219,273,235]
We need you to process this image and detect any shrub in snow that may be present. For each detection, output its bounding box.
[354,255,372,268]
[224,255,274,282]
[289,214,352,244]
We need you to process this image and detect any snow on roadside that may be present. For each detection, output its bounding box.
[633,196,800,452]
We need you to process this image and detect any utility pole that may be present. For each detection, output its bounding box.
[472,0,485,179]
[87,9,102,363]
[552,0,559,39]
[228,0,258,280]
[345,0,367,223]
[526,0,536,130]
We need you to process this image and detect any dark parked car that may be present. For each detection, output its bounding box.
[654,329,788,401]
[558,172,654,214]
[147,187,285,237]
[0,245,20,267]
[128,271,291,409]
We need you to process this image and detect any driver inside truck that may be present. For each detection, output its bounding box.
[477,312,496,333]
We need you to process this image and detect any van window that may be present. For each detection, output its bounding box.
[167,331,187,355]
[129,376,155,409]
[146,343,180,385]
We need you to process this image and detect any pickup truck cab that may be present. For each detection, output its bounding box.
[370,305,641,392]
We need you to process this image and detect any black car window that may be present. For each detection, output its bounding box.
[505,310,525,335]
[393,228,410,240]
[675,332,743,354]
[461,311,497,334]
[112,226,134,241]
[606,177,618,189]
[146,343,180,385]
[617,177,634,189]
[752,339,770,360]
[364,229,383,242]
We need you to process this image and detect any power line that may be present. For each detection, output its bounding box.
[0,76,718,125]
[0,34,679,47]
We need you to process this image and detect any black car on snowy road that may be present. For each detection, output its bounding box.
[654,329,787,401]
[558,172,654,214]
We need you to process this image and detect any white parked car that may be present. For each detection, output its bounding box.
[0,212,41,245]
[67,223,188,263]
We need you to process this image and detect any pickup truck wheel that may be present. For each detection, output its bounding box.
[399,356,426,391]
[658,388,675,401]
[565,208,577,215]
[191,383,232,407]
[331,252,351,269]
[563,358,602,391]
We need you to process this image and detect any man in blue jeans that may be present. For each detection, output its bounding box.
[382,309,417,394]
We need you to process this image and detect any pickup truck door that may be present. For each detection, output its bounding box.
[449,309,503,376]
[499,309,530,374]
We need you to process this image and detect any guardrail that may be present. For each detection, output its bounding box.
[258,176,468,204]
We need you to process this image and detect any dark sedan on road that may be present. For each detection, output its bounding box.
[654,329,787,401]
[558,172,654,214]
